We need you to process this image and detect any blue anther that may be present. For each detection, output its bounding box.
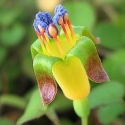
[33,11,53,33]
[46,26,53,38]
[33,19,47,33]
[54,4,68,16]
[53,12,62,25]
[44,12,53,25]
[46,24,58,38]
[35,11,53,25]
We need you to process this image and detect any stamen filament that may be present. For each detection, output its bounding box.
[61,23,72,46]
[41,33,51,55]
[66,19,76,42]
[35,32,47,54]
[64,23,73,45]
[64,13,76,43]
[53,35,63,56]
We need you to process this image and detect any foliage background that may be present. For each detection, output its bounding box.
[0,0,125,125]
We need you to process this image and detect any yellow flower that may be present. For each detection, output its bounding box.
[31,4,109,105]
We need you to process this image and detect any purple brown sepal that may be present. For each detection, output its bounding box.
[85,53,109,83]
[33,54,59,105]
[36,73,57,105]
[66,36,109,83]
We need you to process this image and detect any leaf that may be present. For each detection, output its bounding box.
[97,102,125,124]
[103,49,125,85]
[0,47,7,66]
[0,7,22,26]
[0,118,14,125]
[0,24,25,47]
[88,81,125,109]
[63,1,96,30]
[16,89,46,125]
[0,94,26,109]
[60,118,73,125]
[49,92,72,112]
[22,52,35,81]
[94,23,124,50]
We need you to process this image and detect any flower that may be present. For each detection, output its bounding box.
[31,4,109,105]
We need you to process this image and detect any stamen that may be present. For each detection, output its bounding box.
[58,16,72,46]
[35,31,47,54]
[47,24,63,56]
[64,13,76,42]
[38,25,51,55]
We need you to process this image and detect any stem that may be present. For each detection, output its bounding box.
[81,117,88,125]
[73,98,90,125]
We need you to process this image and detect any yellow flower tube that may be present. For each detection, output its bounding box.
[52,56,90,100]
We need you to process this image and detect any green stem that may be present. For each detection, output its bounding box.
[73,98,90,125]
[81,117,88,125]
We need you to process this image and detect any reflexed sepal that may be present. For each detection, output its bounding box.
[52,56,90,100]
[67,36,109,83]
[33,54,59,105]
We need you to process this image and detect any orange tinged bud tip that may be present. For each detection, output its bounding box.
[38,24,45,33]
[58,16,64,25]
[64,13,69,22]
[48,24,58,38]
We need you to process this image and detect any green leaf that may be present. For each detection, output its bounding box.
[0,24,25,47]
[16,89,46,125]
[22,52,35,81]
[0,94,26,109]
[63,1,96,30]
[103,49,125,85]
[60,118,73,125]
[0,47,7,66]
[88,81,125,109]
[49,92,72,112]
[94,23,124,50]
[97,102,125,124]
[0,118,14,125]
[0,7,22,26]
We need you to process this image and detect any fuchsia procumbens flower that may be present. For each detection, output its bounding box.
[31,4,109,105]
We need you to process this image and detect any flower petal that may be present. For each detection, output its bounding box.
[67,36,109,83]
[33,54,59,105]
[52,56,90,100]
[73,26,99,44]
[31,39,43,59]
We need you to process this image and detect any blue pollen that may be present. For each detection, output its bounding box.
[33,11,53,34]
[35,11,53,25]
[54,4,68,16]
[44,12,53,25]
[33,20,48,33]
[54,4,64,14]
[53,12,62,25]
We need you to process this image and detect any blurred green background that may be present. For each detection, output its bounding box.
[0,0,125,125]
